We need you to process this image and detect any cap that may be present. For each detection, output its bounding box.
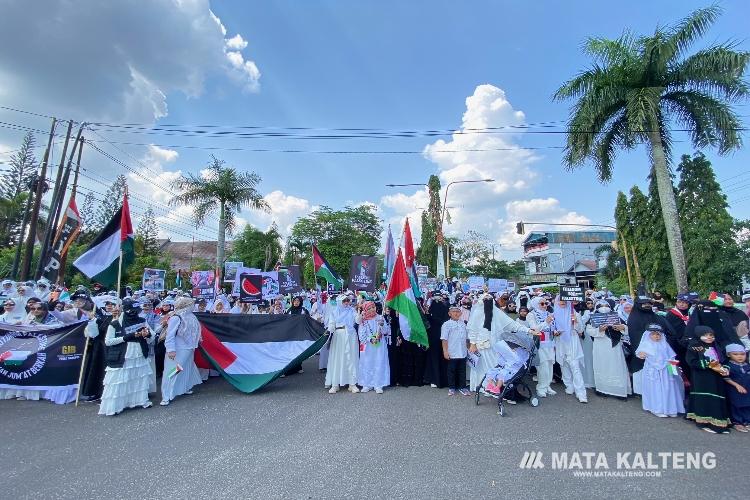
[646,323,664,333]
[726,343,745,354]
[742,293,750,302]
[676,293,691,302]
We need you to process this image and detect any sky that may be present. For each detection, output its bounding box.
[0,0,748,262]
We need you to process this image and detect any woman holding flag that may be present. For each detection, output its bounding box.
[160,296,202,406]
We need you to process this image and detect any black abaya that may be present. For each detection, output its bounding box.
[80,313,112,399]
[424,300,449,387]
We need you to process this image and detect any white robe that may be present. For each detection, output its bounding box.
[636,335,685,416]
[324,305,358,387]
[356,315,390,389]
[587,324,631,397]
[467,302,529,391]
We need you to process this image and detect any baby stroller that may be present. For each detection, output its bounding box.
[475,334,540,416]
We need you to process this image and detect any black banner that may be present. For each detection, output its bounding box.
[239,273,263,303]
[0,322,86,389]
[278,265,303,294]
[349,255,377,292]
[41,198,82,283]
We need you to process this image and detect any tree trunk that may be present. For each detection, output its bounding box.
[217,202,226,283]
[648,130,688,293]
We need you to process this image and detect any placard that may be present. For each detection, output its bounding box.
[468,276,485,291]
[239,273,263,303]
[261,271,280,299]
[191,270,216,300]
[279,265,303,294]
[349,255,377,292]
[224,261,243,283]
[589,312,621,328]
[142,268,166,291]
[559,284,584,301]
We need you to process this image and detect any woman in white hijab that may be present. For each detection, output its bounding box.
[527,296,556,397]
[0,298,25,324]
[467,293,534,392]
[160,296,203,406]
[586,299,631,399]
[553,295,588,403]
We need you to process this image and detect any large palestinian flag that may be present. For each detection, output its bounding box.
[195,313,327,393]
[73,191,134,287]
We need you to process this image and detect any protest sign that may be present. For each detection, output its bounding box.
[142,268,166,291]
[261,271,280,299]
[239,273,263,303]
[589,312,622,328]
[279,265,303,294]
[468,276,485,291]
[224,261,243,283]
[349,255,377,292]
[191,270,216,300]
[559,284,585,301]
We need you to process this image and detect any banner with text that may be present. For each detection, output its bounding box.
[279,265,303,295]
[191,270,217,300]
[261,271,280,299]
[349,255,377,292]
[239,273,263,304]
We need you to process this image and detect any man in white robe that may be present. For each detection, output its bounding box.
[467,293,534,392]
[553,296,588,403]
[325,296,359,393]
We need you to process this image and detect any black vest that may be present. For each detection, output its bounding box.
[104,319,150,368]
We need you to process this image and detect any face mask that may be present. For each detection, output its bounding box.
[640,304,653,312]
[597,307,611,313]
[699,335,714,343]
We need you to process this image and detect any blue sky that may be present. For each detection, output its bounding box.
[0,0,748,259]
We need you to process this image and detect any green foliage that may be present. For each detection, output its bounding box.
[94,174,127,232]
[451,230,523,279]
[1,131,37,199]
[136,206,159,254]
[124,236,173,290]
[416,175,444,275]
[288,204,382,287]
[676,152,743,293]
[230,223,282,271]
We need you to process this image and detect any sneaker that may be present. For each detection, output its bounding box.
[159,400,169,406]
[503,398,517,405]
[655,413,668,418]
[361,387,372,393]
[532,375,538,382]
[185,390,193,395]
[349,385,360,393]
[547,388,557,396]
[565,388,575,395]
[458,388,471,396]
[448,389,456,396]
[485,381,502,395]
[328,385,339,394]
[537,391,547,398]
[142,401,153,409]
[375,387,384,394]
[701,427,717,434]
[578,397,588,404]
[734,425,748,433]
[430,384,438,388]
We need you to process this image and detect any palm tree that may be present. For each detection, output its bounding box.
[554,5,748,292]
[170,156,270,280]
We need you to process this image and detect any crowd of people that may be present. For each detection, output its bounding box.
[1,276,749,434]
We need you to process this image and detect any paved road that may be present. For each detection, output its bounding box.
[2,357,746,499]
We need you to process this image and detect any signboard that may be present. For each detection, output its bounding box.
[589,312,622,328]
[468,276,485,291]
[507,281,516,291]
[278,265,303,295]
[416,265,429,277]
[231,267,260,296]
[349,255,377,292]
[261,271,280,299]
[224,261,243,283]
[559,284,584,302]
[191,270,216,300]
[142,268,166,291]
[239,273,263,304]
[487,278,508,293]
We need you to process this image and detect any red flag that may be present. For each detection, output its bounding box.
[120,188,134,242]
[403,218,416,269]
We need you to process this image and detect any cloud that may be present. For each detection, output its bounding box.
[380,84,585,260]
[244,190,312,236]
[0,0,261,124]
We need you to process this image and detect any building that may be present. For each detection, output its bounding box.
[520,230,616,287]
[157,239,233,272]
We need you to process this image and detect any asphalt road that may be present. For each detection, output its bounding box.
[2,357,746,499]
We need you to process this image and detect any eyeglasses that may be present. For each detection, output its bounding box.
[29,307,43,311]
[4,303,15,307]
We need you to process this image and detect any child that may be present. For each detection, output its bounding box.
[485,331,535,398]
[635,323,684,417]
[686,326,731,433]
[723,343,750,432]
[441,305,470,396]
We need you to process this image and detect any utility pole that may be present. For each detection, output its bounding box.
[21,117,57,280]
[54,136,85,284]
[36,121,79,279]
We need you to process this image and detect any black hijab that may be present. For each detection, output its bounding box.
[684,301,739,347]
[627,297,672,372]
[483,298,494,331]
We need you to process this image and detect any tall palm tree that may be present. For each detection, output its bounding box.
[170,156,270,280]
[554,5,748,292]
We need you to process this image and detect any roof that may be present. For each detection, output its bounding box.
[568,259,598,272]
[158,239,234,271]
[522,230,616,246]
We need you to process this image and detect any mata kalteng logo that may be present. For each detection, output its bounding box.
[519,451,716,472]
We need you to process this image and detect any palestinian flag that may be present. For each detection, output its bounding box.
[196,313,328,393]
[386,248,428,348]
[73,191,134,288]
[402,218,422,299]
[312,244,343,289]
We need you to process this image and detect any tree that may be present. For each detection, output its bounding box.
[416,175,444,276]
[288,205,382,286]
[676,152,742,294]
[2,131,36,199]
[169,156,269,280]
[136,206,159,254]
[554,5,749,292]
[95,174,127,230]
[230,223,283,271]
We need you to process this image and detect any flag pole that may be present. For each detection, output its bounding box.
[117,249,123,298]
[74,334,90,407]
